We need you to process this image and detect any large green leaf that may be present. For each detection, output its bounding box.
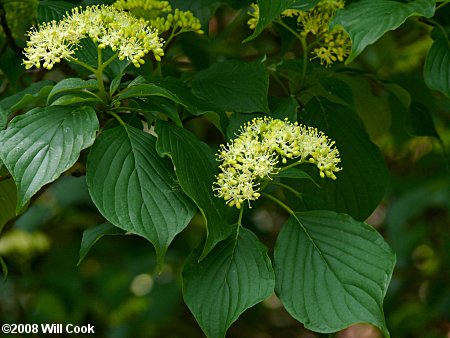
[0,106,99,211]
[331,0,435,63]
[191,60,270,114]
[0,81,54,129]
[78,222,126,266]
[297,97,388,221]
[136,76,217,116]
[37,1,75,23]
[275,211,395,337]
[47,78,99,104]
[86,124,196,266]
[245,0,319,42]
[169,0,222,27]
[155,122,236,258]
[183,227,275,338]
[424,28,450,98]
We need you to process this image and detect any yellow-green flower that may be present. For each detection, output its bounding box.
[213,117,342,209]
[23,5,165,70]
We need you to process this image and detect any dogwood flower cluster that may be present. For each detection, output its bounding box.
[213,117,342,209]
[247,0,351,66]
[114,0,203,36]
[23,5,165,70]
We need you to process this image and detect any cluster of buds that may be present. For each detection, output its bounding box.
[213,117,342,209]
[23,5,165,70]
[247,0,351,66]
[114,0,203,36]
[114,0,172,20]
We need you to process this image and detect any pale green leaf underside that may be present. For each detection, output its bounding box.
[424,36,450,98]
[331,0,435,63]
[275,210,395,337]
[86,124,196,266]
[183,227,275,338]
[0,106,99,211]
[155,121,236,259]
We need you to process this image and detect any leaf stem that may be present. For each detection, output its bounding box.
[261,192,296,217]
[108,110,126,127]
[275,19,309,88]
[269,181,303,200]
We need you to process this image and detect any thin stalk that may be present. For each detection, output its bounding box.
[275,19,309,89]
[261,192,296,217]
[270,181,303,199]
[108,110,126,127]
[279,158,308,172]
[95,47,109,103]
[66,56,97,74]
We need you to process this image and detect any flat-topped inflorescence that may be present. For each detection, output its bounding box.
[213,117,342,209]
[23,5,165,70]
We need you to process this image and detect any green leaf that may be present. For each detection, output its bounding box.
[269,95,299,121]
[244,0,319,42]
[183,227,275,338]
[134,97,183,127]
[37,1,75,23]
[275,211,395,337]
[50,94,101,106]
[299,97,388,221]
[406,101,440,138]
[118,84,182,104]
[0,170,17,233]
[0,106,99,211]
[137,76,217,116]
[0,80,54,126]
[47,78,99,104]
[319,77,354,109]
[331,0,435,63]
[191,60,270,114]
[86,124,196,267]
[424,29,450,98]
[276,168,318,186]
[78,222,126,266]
[155,121,236,258]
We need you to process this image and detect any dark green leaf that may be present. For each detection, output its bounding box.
[331,0,435,63]
[244,0,319,42]
[47,78,98,104]
[319,77,354,109]
[78,222,126,266]
[275,211,395,337]
[134,97,183,127]
[110,74,123,96]
[183,227,275,338]
[0,170,17,233]
[50,94,101,106]
[191,60,270,114]
[0,106,99,211]
[86,124,196,267]
[299,97,388,221]
[0,80,54,126]
[276,168,318,186]
[226,113,264,140]
[424,29,450,98]
[269,96,299,121]
[137,76,217,116]
[406,101,440,138]
[118,84,182,104]
[155,121,236,258]
[37,1,75,23]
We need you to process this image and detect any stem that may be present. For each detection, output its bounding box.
[279,158,308,172]
[436,1,449,10]
[237,206,244,227]
[95,47,109,103]
[270,181,303,200]
[108,111,126,127]
[66,56,97,74]
[275,19,309,89]
[261,192,296,217]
